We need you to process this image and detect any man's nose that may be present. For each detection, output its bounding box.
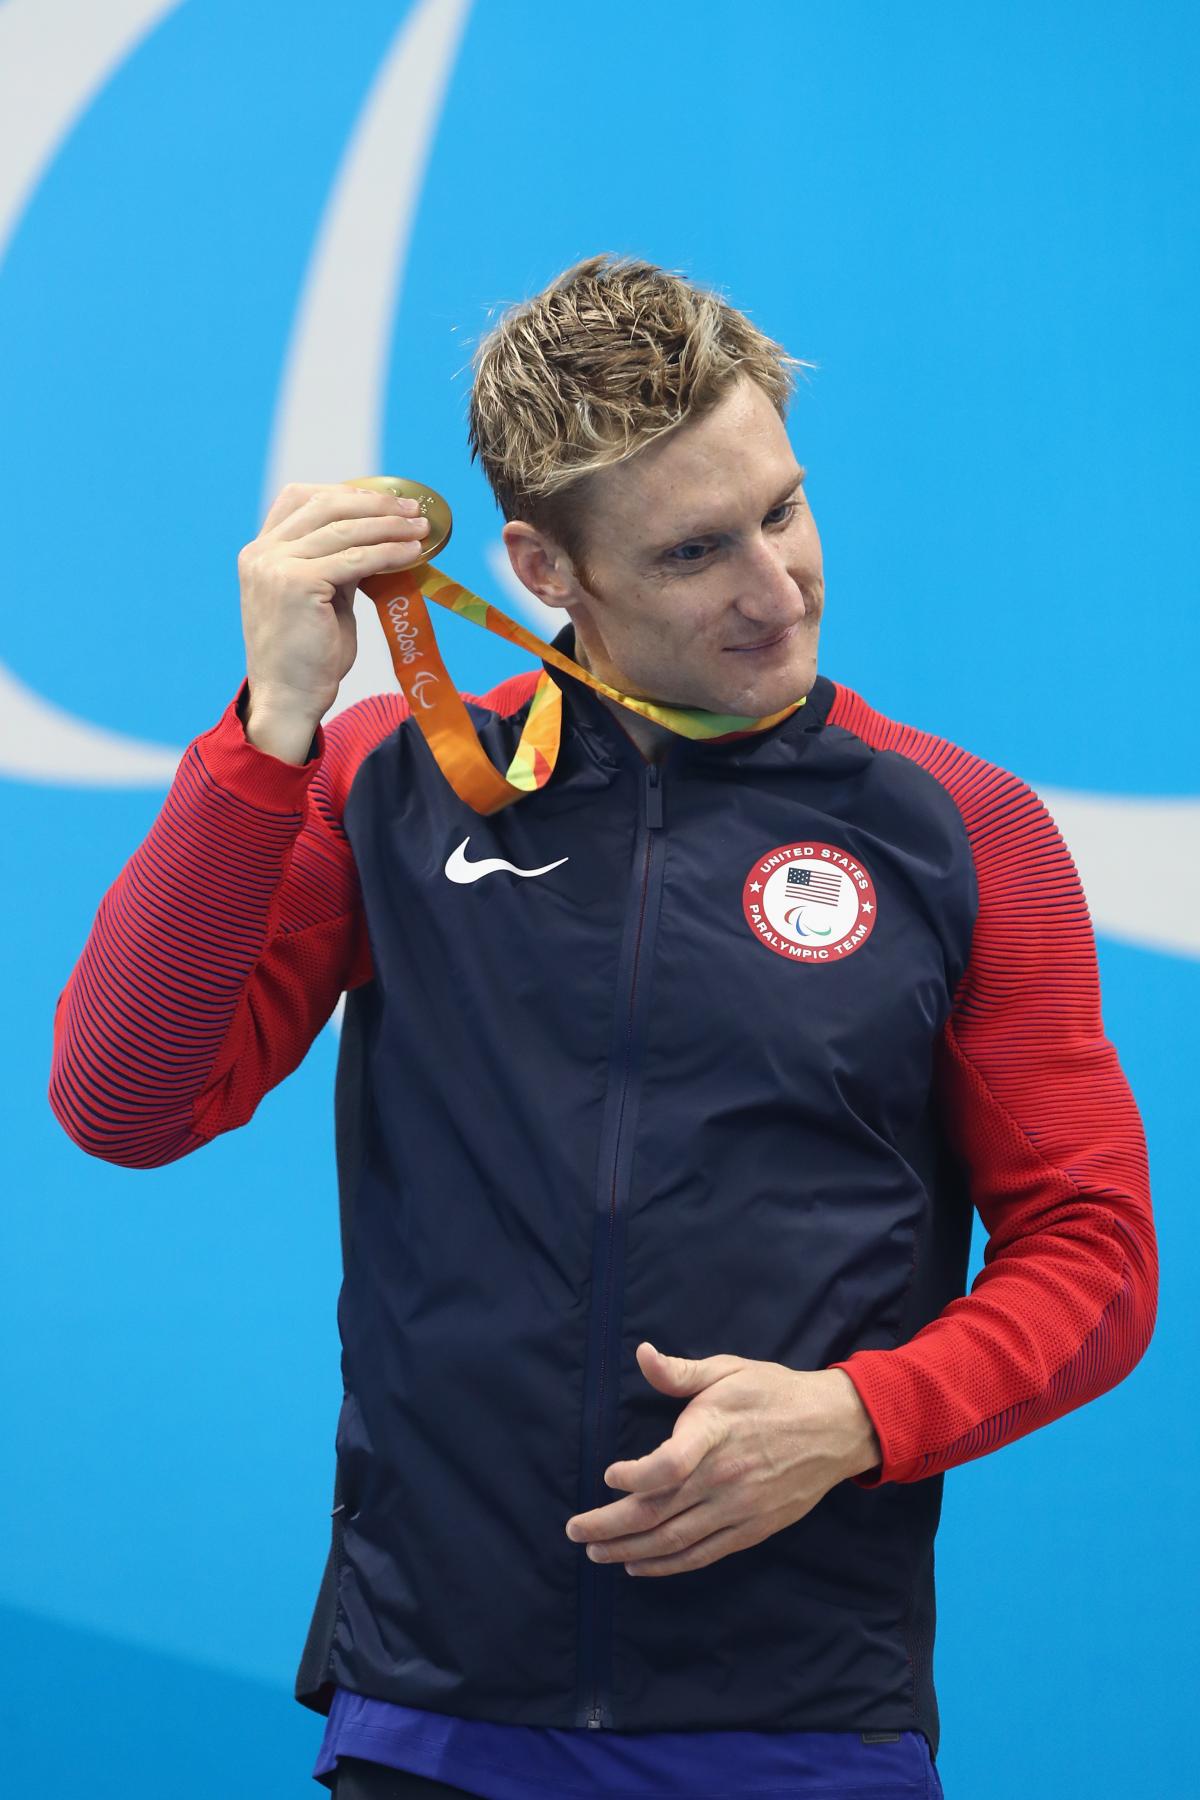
[735,536,808,619]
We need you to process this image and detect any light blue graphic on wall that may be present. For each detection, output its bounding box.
[1,2,1194,1796]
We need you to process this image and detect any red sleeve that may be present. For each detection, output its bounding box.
[47,677,407,1168]
[825,689,1159,1486]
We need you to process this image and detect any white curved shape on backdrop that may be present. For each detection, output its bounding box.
[1038,789,1200,961]
[261,0,476,721]
[0,0,1194,974]
[0,0,188,784]
[0,0,473,786]
[252,0,473,1041]
[0,0,184,267]
[0,661,185,787]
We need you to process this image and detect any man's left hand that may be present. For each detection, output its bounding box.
[563,1344,882,1578]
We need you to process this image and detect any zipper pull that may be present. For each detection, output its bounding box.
[644,761,664,829]
[587,1707,604,1729]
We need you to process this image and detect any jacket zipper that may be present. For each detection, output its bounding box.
[579,758,666,1729]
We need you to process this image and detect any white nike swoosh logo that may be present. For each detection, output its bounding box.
[444,836,569,884]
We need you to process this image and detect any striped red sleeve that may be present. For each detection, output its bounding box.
[825,685,1159,1486]
[47,677,407,1168]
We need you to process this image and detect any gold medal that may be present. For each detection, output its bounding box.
[343,474,453,564]
[346,473,807,815]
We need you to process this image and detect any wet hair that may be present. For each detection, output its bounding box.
[466,252,815,588]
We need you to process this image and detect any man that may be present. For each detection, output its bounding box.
[49,253,1157,1799]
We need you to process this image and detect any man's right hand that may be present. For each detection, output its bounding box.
[237,480,431,747]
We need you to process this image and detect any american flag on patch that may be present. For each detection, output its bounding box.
[785,866,842,907]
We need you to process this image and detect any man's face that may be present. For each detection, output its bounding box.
[502,374,824,716]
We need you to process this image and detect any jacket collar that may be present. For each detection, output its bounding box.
[540,620,835,777]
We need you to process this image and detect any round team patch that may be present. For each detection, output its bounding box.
[741,840,878,964]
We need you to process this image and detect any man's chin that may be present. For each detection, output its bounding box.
[609,647,816,718]
[715,656,817,717]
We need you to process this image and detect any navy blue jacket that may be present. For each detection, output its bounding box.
[285,624,1154,1757]
[50,622,1157,1764]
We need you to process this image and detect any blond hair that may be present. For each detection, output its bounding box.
[466,252,816,586]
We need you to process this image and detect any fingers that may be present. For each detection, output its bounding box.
[252,482,433,588]
[291,509,430,563]
[605,1411,723,1496]
[568,1462,709,1545]
[577,1494,724,1566]
[258,478,416,541]
[300,529,431,587]
[568,1440,726,1540]
[258,481,327,536]
[269,481,417,542]
[621,1519,760,1577]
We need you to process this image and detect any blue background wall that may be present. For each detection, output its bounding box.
[3,0,1195,1792]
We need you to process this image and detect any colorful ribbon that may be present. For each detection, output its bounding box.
[359,561,806,815]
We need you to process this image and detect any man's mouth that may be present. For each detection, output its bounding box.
[725,623,798,653]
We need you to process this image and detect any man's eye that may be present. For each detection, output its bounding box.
[668,500,799,564]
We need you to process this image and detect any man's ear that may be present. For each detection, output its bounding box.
[501,521,580,610]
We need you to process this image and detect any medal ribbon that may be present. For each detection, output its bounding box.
[360,561,806,815]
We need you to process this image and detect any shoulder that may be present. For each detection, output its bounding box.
[824,680,1085,932]
[824,678,1058,853]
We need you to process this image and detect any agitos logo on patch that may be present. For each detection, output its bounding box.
[741,840,878,964]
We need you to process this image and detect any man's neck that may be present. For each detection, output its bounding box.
[571,632,675,764]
